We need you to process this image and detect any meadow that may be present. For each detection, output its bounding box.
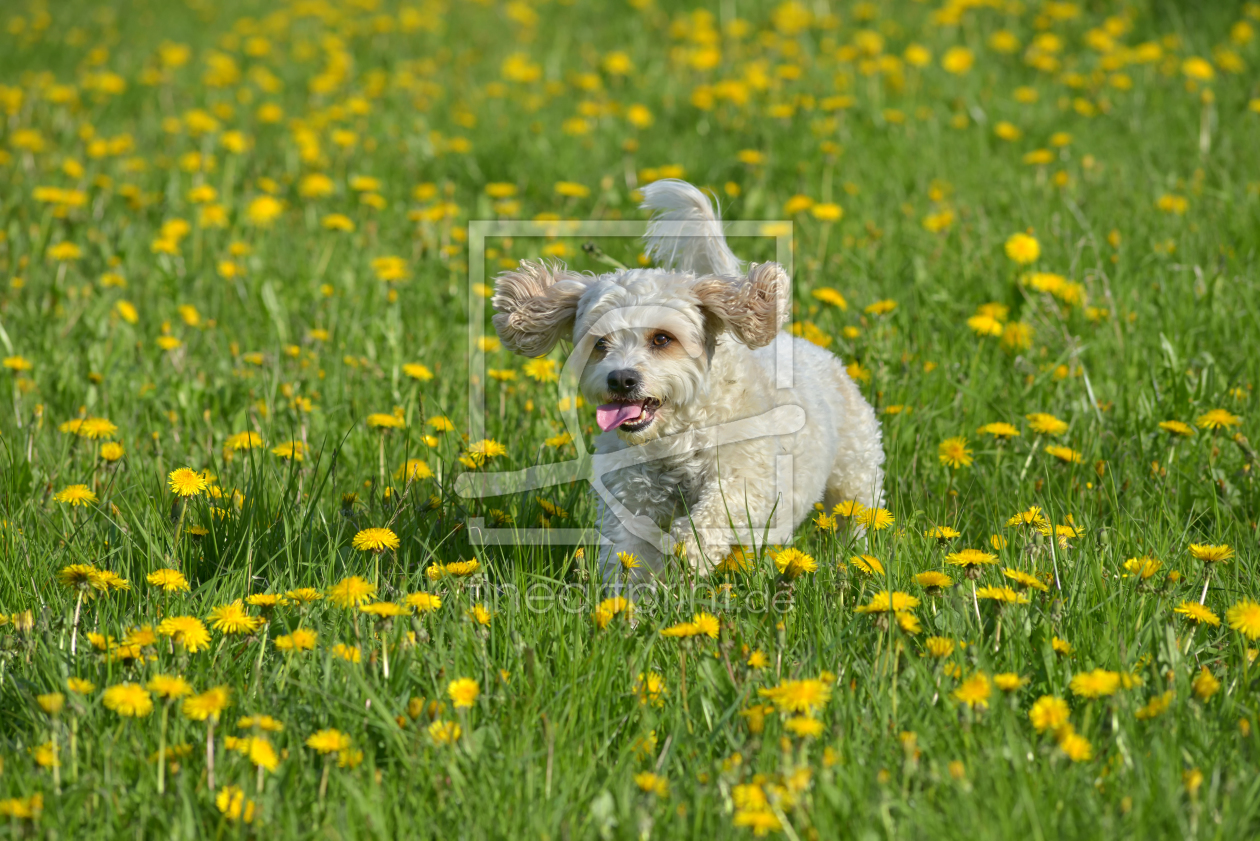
[1,0,1259,837]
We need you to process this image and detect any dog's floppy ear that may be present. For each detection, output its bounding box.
[692,262,790,349]
[491,260,591,358]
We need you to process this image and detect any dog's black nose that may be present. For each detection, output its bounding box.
[607,368,639,394]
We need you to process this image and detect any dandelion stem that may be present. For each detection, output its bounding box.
[253,622,270,697]
[157,701,169,795]
[206,719,216,791]
[69,713,78,782]
[381,624,390,679]
[377,430,386,498]
[318,754,332,805]
[680,649,691,733]
[542,712,554,800]
[1199,567,1211,605]
[51,727,60,794]
[315,238,336,279]
[171,497,187,564]
[1018,434,1042,485]
[70,589,84,656]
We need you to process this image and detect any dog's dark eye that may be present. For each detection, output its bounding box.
[594,337,609,351]
[652,333,671,348]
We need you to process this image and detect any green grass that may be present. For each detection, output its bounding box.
[1,0,1259,837]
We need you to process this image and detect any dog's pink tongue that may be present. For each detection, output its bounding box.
[596,403,642,431]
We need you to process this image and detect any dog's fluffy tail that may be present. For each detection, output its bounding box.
[640,179,743,278]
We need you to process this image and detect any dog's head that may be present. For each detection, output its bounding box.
[492,260,789,441]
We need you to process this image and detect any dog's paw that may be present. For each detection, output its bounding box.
[669,531,700,565]
[668,526,727,572]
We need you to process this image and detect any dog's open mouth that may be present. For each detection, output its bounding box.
[596,398,661,433]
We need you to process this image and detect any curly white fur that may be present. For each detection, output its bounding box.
[641,178,743,277]
[492,180,885,580]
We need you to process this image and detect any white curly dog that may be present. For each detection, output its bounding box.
[491,180,884,581]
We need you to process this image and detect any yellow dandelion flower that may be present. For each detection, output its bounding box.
[849,554,885,575]
[207,600,260,635]
[945,548,998,568]
[271,440,305,461]
[37,693,66,716]
[158,616,211,652]
[405,592,442,613]
[352,527,400,553]
[758,678,832,715]
[858,507,894,530]
[274,628,318,651]
[395,459,434,481]
[224,431,264,451]
[331,643,362,663]
[448,677,480,709]
[953,673,992,709]
[361,601,408,620]
[428,720,462,744]
[1045,444,1083,463]
[1158,420,1194,437]
[1226,600,1260,639]
[1003,569,1049,591]
[67,677,95,695]
[146,674,194,699]
[285,588,323,604]
[77,417,118,440]
[832,499,866,518]
[978,422,1020,439]
[1058,728,1093,762]
[812,287,848,310]
[1192,667,1221,700]
[1189,543,1234,563]
[1026,413,1069,436]
[1135,691,1175,720]
[102,682,153,717]
[773,547,817,578]
[181,686,231,722]
[328,576,376,608]
[306,729,351,754]
[915,571,954,590]
[975,586,1030,604]
[58,563,108,592]
[1007,506,1048,527]
[1174,601,1220,626]
[1004,232,1040,264]
[1196,409,1241,430]
[994,673,1028,692]
[168,467,207,497]
[53,485,98,507]
[634,672,667,707]
[855,591,920,614]
[1069,669,1121,699]
[1028,695,1069,732]
[784,716,825,738]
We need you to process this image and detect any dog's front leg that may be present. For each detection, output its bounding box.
[595,494,669,585]
[669,490,740,571]
[670,472,780,571]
